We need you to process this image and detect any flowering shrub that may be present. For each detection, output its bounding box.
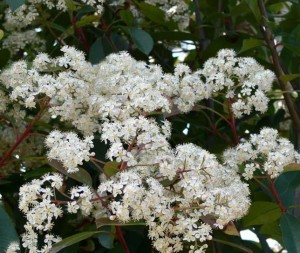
[1,1,300,253]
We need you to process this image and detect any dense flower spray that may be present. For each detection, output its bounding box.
[2,47,297,253]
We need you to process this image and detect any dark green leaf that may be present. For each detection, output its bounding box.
[239,38,264,53]
[212,238,253,253]
[49,231,105,253]
[280,213,300,252]
[119,10,134,26]
[275,171,300,207]
[0,49,10,69]
[97,226,114,249]
[260,221,282,243]
[139,3,165,24]
[4,0,25,11]
[244,0,262,22]
[0,204,19,252]
[89,37,114,64]
[123,27,153,55]
[242,201,281,227]
[49,160,93,186]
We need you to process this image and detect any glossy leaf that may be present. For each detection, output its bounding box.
[119,10,134,26]
[280,213,300,252]
[49,231,105,253]
[4,0,25,11]
[97,226,114,249]
[275,171,300,207]
[89,36,113,64]
[123,27,154,55]
[139,2,165,24]
[49,160,93,186]
[0,204,19,252]
[242,201,281,227]
[239,38,264,53]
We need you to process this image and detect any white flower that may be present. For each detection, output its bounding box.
[45,131,95,173]
[6,242,20,253]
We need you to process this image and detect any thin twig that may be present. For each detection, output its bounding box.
[257,0,300,131]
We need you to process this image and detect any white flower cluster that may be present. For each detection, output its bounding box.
[1,48,277,253]
[0,47,275,136]
[97,144,250,253]
[2,30,45,56]
[145,0,190,30]
[6,242,20,253]
[101,116,171,166]
[223,128,299,179]
[4,0,104,28]
[201,49,275,118]
[69,185,94,215]
[18,173,63,253]
[16,173,95,253]
[45,130,95,173]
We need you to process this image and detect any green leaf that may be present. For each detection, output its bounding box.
[4,0,25,11]
[239,38,264,53]
[0,204,19,252]
[96,217,145,228]
[49,231,105,253]
[280,213,300,252]
[212,238,253,253]
[279,74,300,82]
[97,226,114,249]
[65,0,76,12]
[49,160,93,186]
[119,10,134,26]
[103,161,119,178]
[275,171,300,207]
[139,3,165,24]
[89,36,114,64]
[242,201,281,227]
[0,30,4,41]
[0,49,10,69]
[76,15,99,27]
[244,0,262,22]
[123,27,153,55]
[260,221,282,243]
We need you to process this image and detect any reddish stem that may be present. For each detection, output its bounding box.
[0,102,49,169]
[268,177,286,213]
[71,15,90,53]
[116,226,130,253]
[228,99,239,145]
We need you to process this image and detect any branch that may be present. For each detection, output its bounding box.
[193,0,210,50]
[0,101,49,169]
[257,0,300,130]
